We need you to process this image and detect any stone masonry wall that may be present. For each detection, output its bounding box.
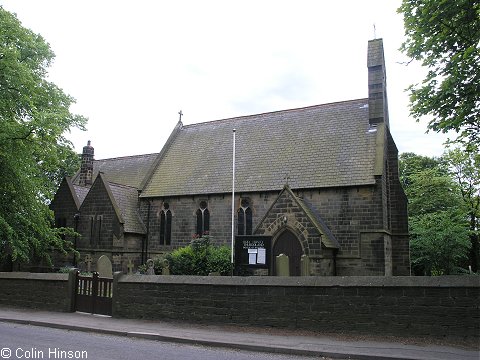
[140,182,400,276]
[0,273,71,312]
[76,179,120,251]
[386,131,410,275]
[113,275,479,339]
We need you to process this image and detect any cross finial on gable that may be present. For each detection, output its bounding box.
[178,110,183,121]
[284,173,290,186]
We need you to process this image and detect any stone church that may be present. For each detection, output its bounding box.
[50,39,410,276]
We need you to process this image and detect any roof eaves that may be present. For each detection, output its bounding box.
[98,173,125,224]
[65,176,81,210]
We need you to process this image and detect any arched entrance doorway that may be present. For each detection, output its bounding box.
[273,230,303,276]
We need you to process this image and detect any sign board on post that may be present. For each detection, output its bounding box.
[235,236,272,274]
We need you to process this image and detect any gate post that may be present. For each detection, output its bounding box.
[91,272,99,314]
[111,271,122,317]
[67,268,78,312]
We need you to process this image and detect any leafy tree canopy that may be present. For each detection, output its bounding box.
[0,7,86,267]
[398,0,480,151]
[443,148,480,271]
[399,152,473,275]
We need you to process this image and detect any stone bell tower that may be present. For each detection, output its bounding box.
[367,38,389,128]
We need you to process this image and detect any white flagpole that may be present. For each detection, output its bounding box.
[231,129,236,272]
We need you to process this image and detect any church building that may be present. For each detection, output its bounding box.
[50,39,410,276]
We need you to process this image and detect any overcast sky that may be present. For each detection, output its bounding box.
[2,0,450,159]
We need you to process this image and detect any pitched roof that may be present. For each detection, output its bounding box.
[108,181,146,234]
[73,184,89,205]
[81,173,146,234]
[141,99,378,197]
[72,153,159,189]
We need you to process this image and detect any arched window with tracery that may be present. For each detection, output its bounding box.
[238,198,252,235]
[160,203,172,245]
[196,200,210,236]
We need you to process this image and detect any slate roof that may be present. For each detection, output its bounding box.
[107,181,146,234]
[299,196,340,249]
[73,184,89,205]
[72,153,159,189]
[141,99,378,197]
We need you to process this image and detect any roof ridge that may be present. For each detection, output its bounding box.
[107,181,139,190]
[182,98,368,129]
[94,152,159,162]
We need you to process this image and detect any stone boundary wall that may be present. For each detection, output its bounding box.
[113,275,479,339]
[0,272,73,312]
[0,272,478,339]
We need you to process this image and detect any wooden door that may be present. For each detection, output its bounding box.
[273,230,303,276]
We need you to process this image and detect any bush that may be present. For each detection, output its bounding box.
[166,235,232,275]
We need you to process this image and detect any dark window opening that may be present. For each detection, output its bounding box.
[160,208,172,245]
[238,208,245,235]
[238,199,252,235]
[196,202,210,236]
[55,217,67,240]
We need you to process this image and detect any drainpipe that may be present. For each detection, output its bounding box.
[73,213,80,266]
[333,248,338,276]
[144,201,151,263]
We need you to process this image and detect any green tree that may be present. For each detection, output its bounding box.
[165,236,232,276]
[0,7,86,269]
[410,210,470,275]
[398,0,480,151]
[399,153,471,275]
[399,152,442,190]
[443,148,480,272]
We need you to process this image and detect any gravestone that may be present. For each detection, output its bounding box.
[84,254,92,273]
[276,253,289,276]
[97,255,113,278]
[127,260,135,275]
[162,260,170,275]
[146,259,155,275]
[301,254,310,276]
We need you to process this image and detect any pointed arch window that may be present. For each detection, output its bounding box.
[55,217,67,240]
[238,198,252,235]
[196,201,210,236]
[160,203,172,245]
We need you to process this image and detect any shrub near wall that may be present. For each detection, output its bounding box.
[113,275,479,339]
[0,272,71,312]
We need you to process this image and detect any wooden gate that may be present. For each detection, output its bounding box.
[75,272,112,316]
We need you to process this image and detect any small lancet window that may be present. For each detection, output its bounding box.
[196,201,210,236]
[238,198,252,235]
[160,203,172,245]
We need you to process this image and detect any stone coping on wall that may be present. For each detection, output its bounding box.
[0,272,68,281]
[116,274,480,288]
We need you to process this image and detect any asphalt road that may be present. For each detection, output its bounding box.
[0,322,322,360]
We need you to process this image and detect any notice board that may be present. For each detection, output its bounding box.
[235,236,272,269]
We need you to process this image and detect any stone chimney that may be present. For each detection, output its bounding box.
[367,38,389,128]
[79,140,94,186]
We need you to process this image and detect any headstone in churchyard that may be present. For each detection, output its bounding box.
[97,255,113,278]
[146,259,155,275]
[162,259,170,275]
[301,254,310,276]
[276,253,290,276]
[127,259,135,275]
[84,254,92,273]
